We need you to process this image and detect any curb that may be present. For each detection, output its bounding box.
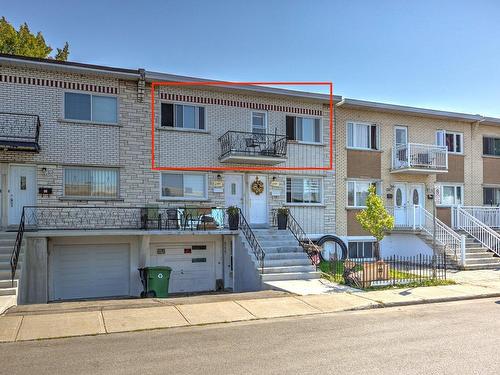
[2,292,499,343]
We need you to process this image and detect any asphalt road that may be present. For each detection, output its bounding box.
[2,298,499,375]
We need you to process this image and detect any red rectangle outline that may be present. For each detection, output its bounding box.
[150,81,333,171]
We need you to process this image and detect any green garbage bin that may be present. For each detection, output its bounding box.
[145,266,172,298]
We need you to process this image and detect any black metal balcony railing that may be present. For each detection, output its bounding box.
[20,206,230,231]
[219,130,287,160]
[0,112,41,152]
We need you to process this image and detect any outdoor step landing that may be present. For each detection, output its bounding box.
[0,287,17,296]
[264,251,308,260]
[263,265,316,274]
[261,246,303,254]
[264,258,312,267]
[0,279,17,288]
[261,271,321,282]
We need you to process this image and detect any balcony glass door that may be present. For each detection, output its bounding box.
[394,126,408,169]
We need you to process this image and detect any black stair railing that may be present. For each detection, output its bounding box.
[10,208,26,286]
[237,208,265,273]
[272,209,322,268]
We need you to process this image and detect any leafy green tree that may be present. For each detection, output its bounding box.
[356,185,395,260]
[0,17,69,60]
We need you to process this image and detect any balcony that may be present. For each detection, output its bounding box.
[0,112,41,152]
[391,143,447,174]
[20,206,232,232]
[219,131,287,165]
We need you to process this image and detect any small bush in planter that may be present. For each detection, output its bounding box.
[226,206,240,230]
[277,207,289,230]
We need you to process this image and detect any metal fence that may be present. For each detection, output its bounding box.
[325,254,447,289]
[22,206,228,231]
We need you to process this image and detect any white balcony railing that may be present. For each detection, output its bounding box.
[392,143,448,173]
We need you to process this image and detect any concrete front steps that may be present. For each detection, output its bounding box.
[252,229,320,282]
[0,232,21,299]
[417,232,500,270]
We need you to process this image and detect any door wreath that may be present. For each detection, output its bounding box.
[251,177,264,195]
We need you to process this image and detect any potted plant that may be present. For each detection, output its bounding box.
[277,207,289,230]
[226,206,240,230]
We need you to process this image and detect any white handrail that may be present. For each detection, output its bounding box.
[457,206,500,228]
[388,205,466,266]
[453,206,500,258]
[392,143,448,171]
[419,206,465,266]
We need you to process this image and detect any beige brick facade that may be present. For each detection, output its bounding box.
[335,104,500,237]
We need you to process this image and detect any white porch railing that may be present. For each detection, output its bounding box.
[392,143,448,172]
[453,206,500,229]
[452,206,500,258]
[387,205,466,266]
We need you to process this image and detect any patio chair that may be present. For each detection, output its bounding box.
[165,208,180,229]
[141,205,161,230]
[245,137,261,154]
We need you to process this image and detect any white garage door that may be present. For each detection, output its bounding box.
[51,244,130,301]
[151,243,215,293]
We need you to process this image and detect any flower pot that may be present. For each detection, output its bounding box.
[228,212,239,230]
[277,213,288,230]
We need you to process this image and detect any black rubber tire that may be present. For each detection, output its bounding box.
[316,235,348,260]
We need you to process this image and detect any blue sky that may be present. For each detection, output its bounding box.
[3,0,500,116]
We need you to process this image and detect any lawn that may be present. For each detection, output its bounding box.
[319,259,454,289]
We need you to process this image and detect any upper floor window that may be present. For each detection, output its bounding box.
[161,173,207,200]
[437,184,463,206]
[252,112,267,134]
[286,116,321,143]
[161,103,205,130]
[347,180,381,207]
[483,187,500,206]
[436,130,462,154]
[286,177,322,204]
[64,92,118,124]
[64,167,119,198]
[347,122,379,150]
[483,137,500,156]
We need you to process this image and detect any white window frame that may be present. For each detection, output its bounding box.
[62,166,120,199]
[347,180,381,208]
[160,172,208,201]
[347,240,375,259]
[294,116,322,144]
[63,91,119,125]
[285,177,323,205]
[346,121,380,151]
[436,130,463,154]
[165,102,207,130]
[436,183,463,207]
[394,125,408,147]
[251,111,268,134]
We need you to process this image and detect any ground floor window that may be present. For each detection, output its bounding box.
[347,180,381,207]
[286,177,322,204]
[348,241,375,259]
[437,184,463,206]
[64,167,119,198]
[483,187,500,206]
[161,173,207,199]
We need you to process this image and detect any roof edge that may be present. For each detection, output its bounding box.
[336,98,491,122]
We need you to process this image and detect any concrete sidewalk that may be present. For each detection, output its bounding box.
[1,279,500,343]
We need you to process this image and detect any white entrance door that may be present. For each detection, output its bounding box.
[408,184,425,227]
[224,174,244,210]
[8,165,36,225]
[393,183,408,226]
[247,175,267,226]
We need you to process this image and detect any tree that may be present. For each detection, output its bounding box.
[0,17,69,60]
[356,185,395,260]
